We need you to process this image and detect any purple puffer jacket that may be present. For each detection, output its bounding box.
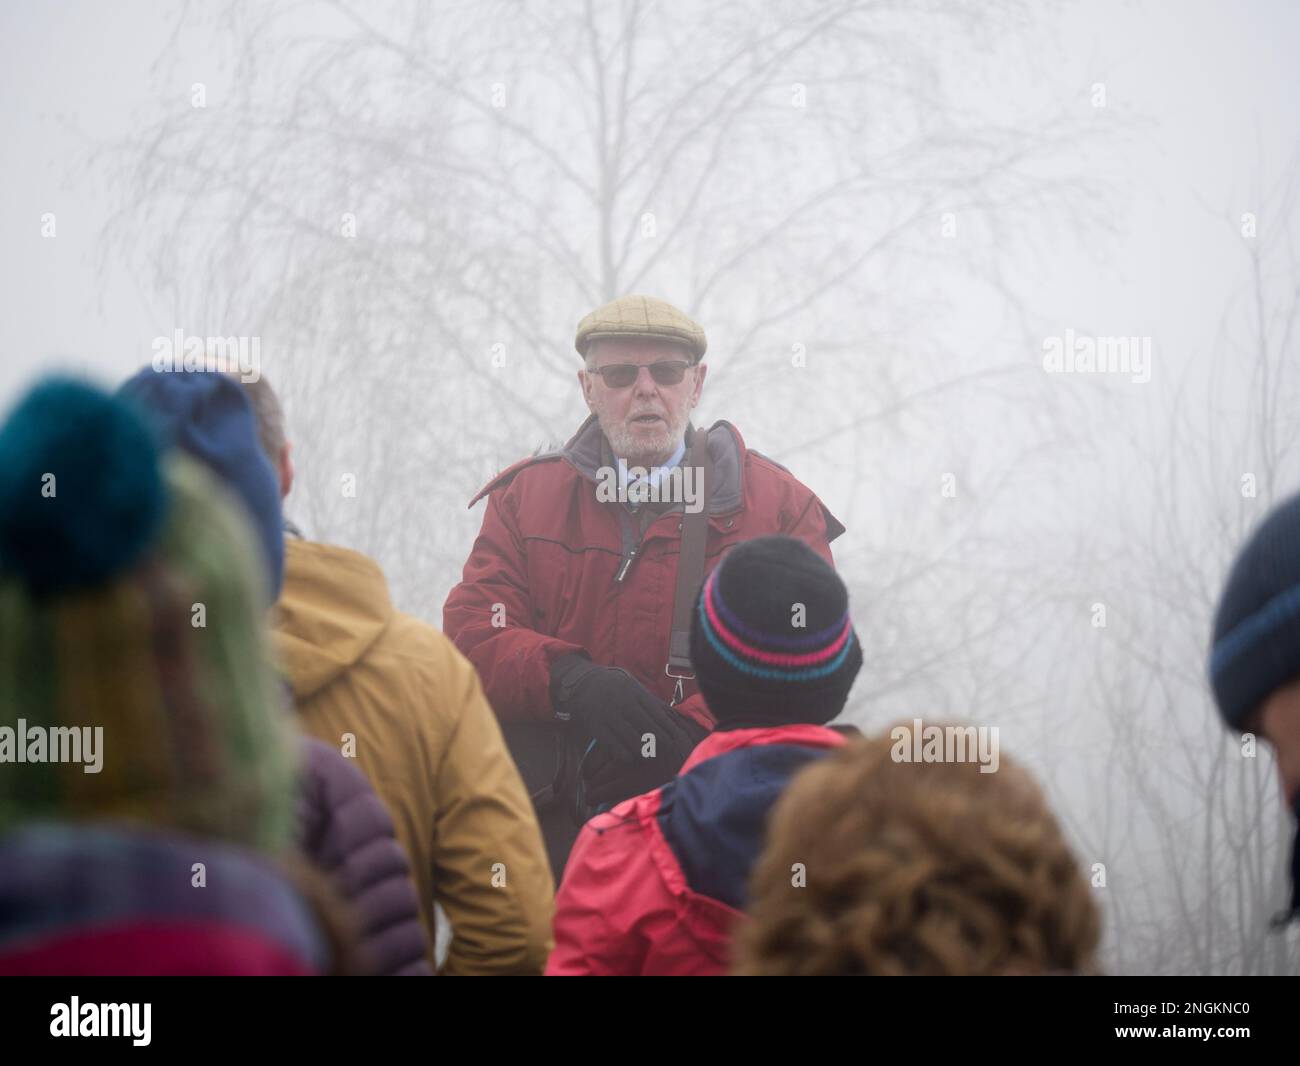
[0,823,332,975]
[297,738,432,976]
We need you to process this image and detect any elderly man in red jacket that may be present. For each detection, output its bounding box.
[443,295,845,872]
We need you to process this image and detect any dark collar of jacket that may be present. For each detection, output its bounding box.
[469,415,748,516]
[653,723,849,912]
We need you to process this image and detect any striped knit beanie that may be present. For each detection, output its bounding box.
[689,535,862,727]
[0,378,297,852]
[1209,491,1300,730]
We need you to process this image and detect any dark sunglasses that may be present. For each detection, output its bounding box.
[588,360,692,389]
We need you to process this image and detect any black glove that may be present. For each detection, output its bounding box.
[550,653,708,770]
[579,742,696,809]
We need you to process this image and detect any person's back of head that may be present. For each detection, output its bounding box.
[689,534,863,728]
[230,372,294,500]
[0,377,369,974]
[733,725,1101,975]
[0,376,296,851]
[117,366,285,596]
[1209,490,1300,925]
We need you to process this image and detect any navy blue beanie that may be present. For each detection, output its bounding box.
[117,368,284,598]
[689,535,862,726]
[1209,492,1300,730]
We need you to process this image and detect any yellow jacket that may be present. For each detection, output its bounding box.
[273,537,554,974]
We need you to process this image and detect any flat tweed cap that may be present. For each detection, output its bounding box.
[574,295,707,362]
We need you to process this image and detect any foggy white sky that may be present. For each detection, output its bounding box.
[2,0,1299,976]
[2,0,1297,407]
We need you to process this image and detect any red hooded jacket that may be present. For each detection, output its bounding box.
[546,724,849,975]
[442,416,844,730]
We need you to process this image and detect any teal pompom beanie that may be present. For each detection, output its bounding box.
[0,377,167,596]
[0,376,297,851]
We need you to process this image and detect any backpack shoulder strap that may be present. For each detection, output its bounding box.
[666,425,712,702]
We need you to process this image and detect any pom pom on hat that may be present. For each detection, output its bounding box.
[0,377,166,595]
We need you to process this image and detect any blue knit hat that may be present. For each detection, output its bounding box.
[117,368,284,599]
[1209,492,1300,729]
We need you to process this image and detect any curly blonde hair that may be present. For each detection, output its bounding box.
[733,726,1101,975]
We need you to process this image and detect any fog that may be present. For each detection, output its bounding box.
[2,0,1299,973]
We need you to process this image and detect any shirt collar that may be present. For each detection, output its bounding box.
[621,436,691,491]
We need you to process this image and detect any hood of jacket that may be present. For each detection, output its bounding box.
[273,538,394,700]
[655,724,848,912]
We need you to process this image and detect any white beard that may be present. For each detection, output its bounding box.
[601,410,688,467]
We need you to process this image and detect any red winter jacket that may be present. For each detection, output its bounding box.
[546,724,849,976]
[442,416,844,730]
